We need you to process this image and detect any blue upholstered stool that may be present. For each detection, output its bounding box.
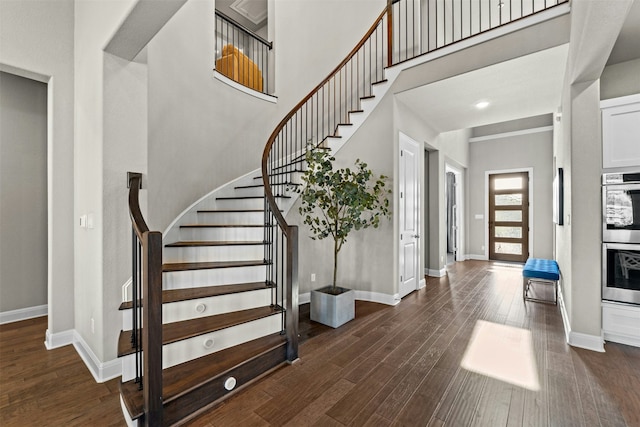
[523,258,560,305]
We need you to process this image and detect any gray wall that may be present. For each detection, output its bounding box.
[601,58,640,101]
[468,121,554,260]
[0,0,75,338]
[0,71,48,312]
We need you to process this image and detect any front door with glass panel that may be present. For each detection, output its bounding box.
[489,172,529,262]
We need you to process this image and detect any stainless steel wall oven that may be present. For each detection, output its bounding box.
[603,172,640,243]
[602,243,640,305]
[602,172,640,305]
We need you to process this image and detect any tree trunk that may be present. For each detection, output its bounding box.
[333,238,338,292]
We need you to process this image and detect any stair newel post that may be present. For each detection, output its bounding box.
[142,230,163,426]
[286,225,299,362]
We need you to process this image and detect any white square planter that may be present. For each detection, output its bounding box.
[310,286,355,328]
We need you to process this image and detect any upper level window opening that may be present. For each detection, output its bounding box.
[215,0,272,95]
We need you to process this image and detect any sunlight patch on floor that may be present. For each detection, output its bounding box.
[461,320,540,391]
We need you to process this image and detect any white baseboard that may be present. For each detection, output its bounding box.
[418,278,426,289]
[44,328,75,349]
[0,304,47,324]
[604,331,640,348]
[467,254,488,261]
[299,292,311,305]
[426,268,447,277]
[354,290,400,306]
[299,290,400,307]
[73,331,122,383]
[569,331,605,352]
[557,289,605,352]
[557,288,572,344]
[44,327,121,382]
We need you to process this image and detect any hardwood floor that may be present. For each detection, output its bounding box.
[0,317,124,426]
[1,260,639,426]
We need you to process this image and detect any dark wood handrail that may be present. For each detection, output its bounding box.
[128,172,149,241]
[127,171,163,426]
[261,5,389,230]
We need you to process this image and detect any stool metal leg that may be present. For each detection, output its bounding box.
[523,277,558,305]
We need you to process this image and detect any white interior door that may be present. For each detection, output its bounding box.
[399,133,420,298]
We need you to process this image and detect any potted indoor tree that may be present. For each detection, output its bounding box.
[297,148,391,328]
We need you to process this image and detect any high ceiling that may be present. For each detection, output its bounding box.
[395,44,570,134]
[216,0,268,33]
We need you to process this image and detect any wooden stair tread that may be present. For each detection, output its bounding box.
[197,209,263,212]
[165,240,266,247]
[118,281,275,310]
[163,259,269,272]
[118,305,283,357]
[179,224,267,228]
[119,333,287,421]
[216,195,291,200]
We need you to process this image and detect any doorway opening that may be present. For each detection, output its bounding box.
[488,171,530,263]
[0,71,48,322]
[445,164,462,265]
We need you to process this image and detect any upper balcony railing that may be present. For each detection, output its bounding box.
[389,0,568,64]
[215,11,272,95]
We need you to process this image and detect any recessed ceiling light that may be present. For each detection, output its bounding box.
[475,101,490,109]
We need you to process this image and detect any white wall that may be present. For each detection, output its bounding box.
[0,72,48,313]
[0,0,75,337]
[74,0,140,362]
[102,53,148,361]
[468,127,554,260]
[146,0,385,232]
[289,96,395,298]
[394,99,469,274]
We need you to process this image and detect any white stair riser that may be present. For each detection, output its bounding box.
[120,314,281,377]
[162,314,281,368]
[163,265,267,289]
[232,186,266,197]
[196,211,264,225]
[164,289,272,323]
[121,354,137,383]
[164,245,265,263]
[215,198,264,210]
[180,227,265,241]
[120,288,273,326]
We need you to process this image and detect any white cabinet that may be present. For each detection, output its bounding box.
[601,94,640,169]
[602,301,640,348]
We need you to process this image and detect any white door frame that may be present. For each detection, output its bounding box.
[484,167,534,260]
[398,132,423,298]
